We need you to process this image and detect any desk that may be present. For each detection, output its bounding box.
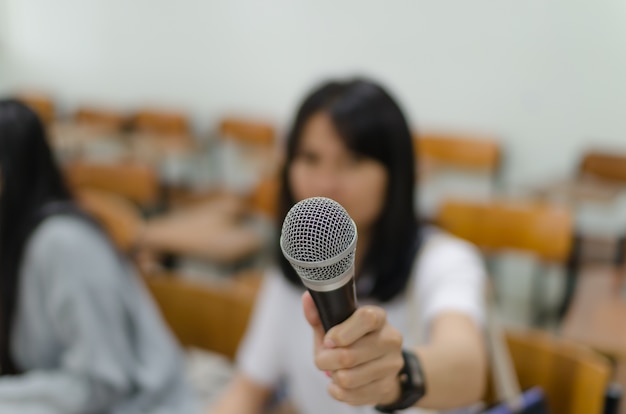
[561,266,626,359]
[529,177,623,205]
[141,196,264,264]
[561,266,626,413]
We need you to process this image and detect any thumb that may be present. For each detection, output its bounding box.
[302,291,325,352]
[302,291,322,329]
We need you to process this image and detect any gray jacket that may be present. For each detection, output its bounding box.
[0,216,198,414]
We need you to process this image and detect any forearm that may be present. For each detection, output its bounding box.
[414,341,486,409]
[413,315,487,409]
[211,374,272,414]
[0,371,122,414]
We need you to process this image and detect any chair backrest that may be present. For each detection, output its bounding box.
[143,272,261,359]
[505,330,610,414]
[74,106,129,132]
[131,109,191,137]
[218,117,275,147]
[75,188,144,252]
[436,199,573,263]
[246,174,280,219]
[416,132,501,174]
[65,161,160,208]
[17,93,56,125]
[579,151,626,184]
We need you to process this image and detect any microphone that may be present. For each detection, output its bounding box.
[280,197,358,332]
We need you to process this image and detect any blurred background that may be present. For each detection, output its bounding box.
[1,1,626,182]
[1,1,625,412]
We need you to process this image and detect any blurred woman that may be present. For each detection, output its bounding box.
[213,78,487,414]
[0,99,198,414]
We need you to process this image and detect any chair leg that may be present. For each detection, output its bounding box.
[603,357,623,414]
[530,263,548,327]
[615,233,626,268]
[557,232,583,321]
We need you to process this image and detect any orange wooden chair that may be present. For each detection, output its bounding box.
[436,198,576,323]
[437,199,573,262]
[246,174,280,220]
[413,131,502,219]
[65,161,161,209]
[74,105,129,132]
[415,131,501,175]
[578,151,626,184]
[503,330,611,414]
[143,272,262,359]
[577,150,626,269]
[17,93,56,125]
[76,188,144,253]
[218,117,276,147]
[131,108,191,137]
[215,117,280,197]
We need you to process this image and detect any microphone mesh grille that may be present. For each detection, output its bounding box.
[281,197,357,281]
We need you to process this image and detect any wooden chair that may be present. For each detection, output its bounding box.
[414,131,503,220]
[502,330,611,414]
[436,198,576,322]
[64,161,161,209]
[218,117,276,147]
[577,150,626,268]
[214,117,280,198]
[579,151,626,185]
[131,108,191,137]
[415,131,501,174]
[143,272,262,359]
[75,188,144,253]
[246,174,280,219]
[74,105,129,132]
[17,93,56,125]
[437,199,573,262]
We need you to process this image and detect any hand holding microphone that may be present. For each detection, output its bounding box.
[281,197,405,407]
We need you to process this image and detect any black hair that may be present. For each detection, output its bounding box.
[0,99,75,374]
[278,78,420,302]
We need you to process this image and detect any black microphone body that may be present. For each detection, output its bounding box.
[308,279,357,332]
[280,197,359,332]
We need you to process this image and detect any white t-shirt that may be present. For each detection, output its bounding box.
[237,231,486,414]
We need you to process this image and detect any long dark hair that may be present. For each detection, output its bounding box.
[278,78,420,302]
[0,99,74,374]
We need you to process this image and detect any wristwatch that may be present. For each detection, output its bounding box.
[375,349,427,413]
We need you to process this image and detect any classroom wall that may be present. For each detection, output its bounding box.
[0,0,11,93]
[3,0,626,185]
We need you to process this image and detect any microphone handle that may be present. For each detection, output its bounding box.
[308,278,357,332]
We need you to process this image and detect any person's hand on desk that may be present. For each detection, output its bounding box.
[302,292,404,407]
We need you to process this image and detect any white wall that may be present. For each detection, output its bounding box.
[3,0,626,184]
[0,0,12,93]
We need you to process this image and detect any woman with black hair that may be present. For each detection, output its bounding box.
[213,79,487,414]
[0,99,198,413]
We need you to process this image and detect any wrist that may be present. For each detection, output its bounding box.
[375,349,426,413]
[378,375,402,406]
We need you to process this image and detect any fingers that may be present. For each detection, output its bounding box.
[315,324,403,371]
[325,306,387,348]
[330,351,404,390]
[328,374,401,407]
[306,303,404,407]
